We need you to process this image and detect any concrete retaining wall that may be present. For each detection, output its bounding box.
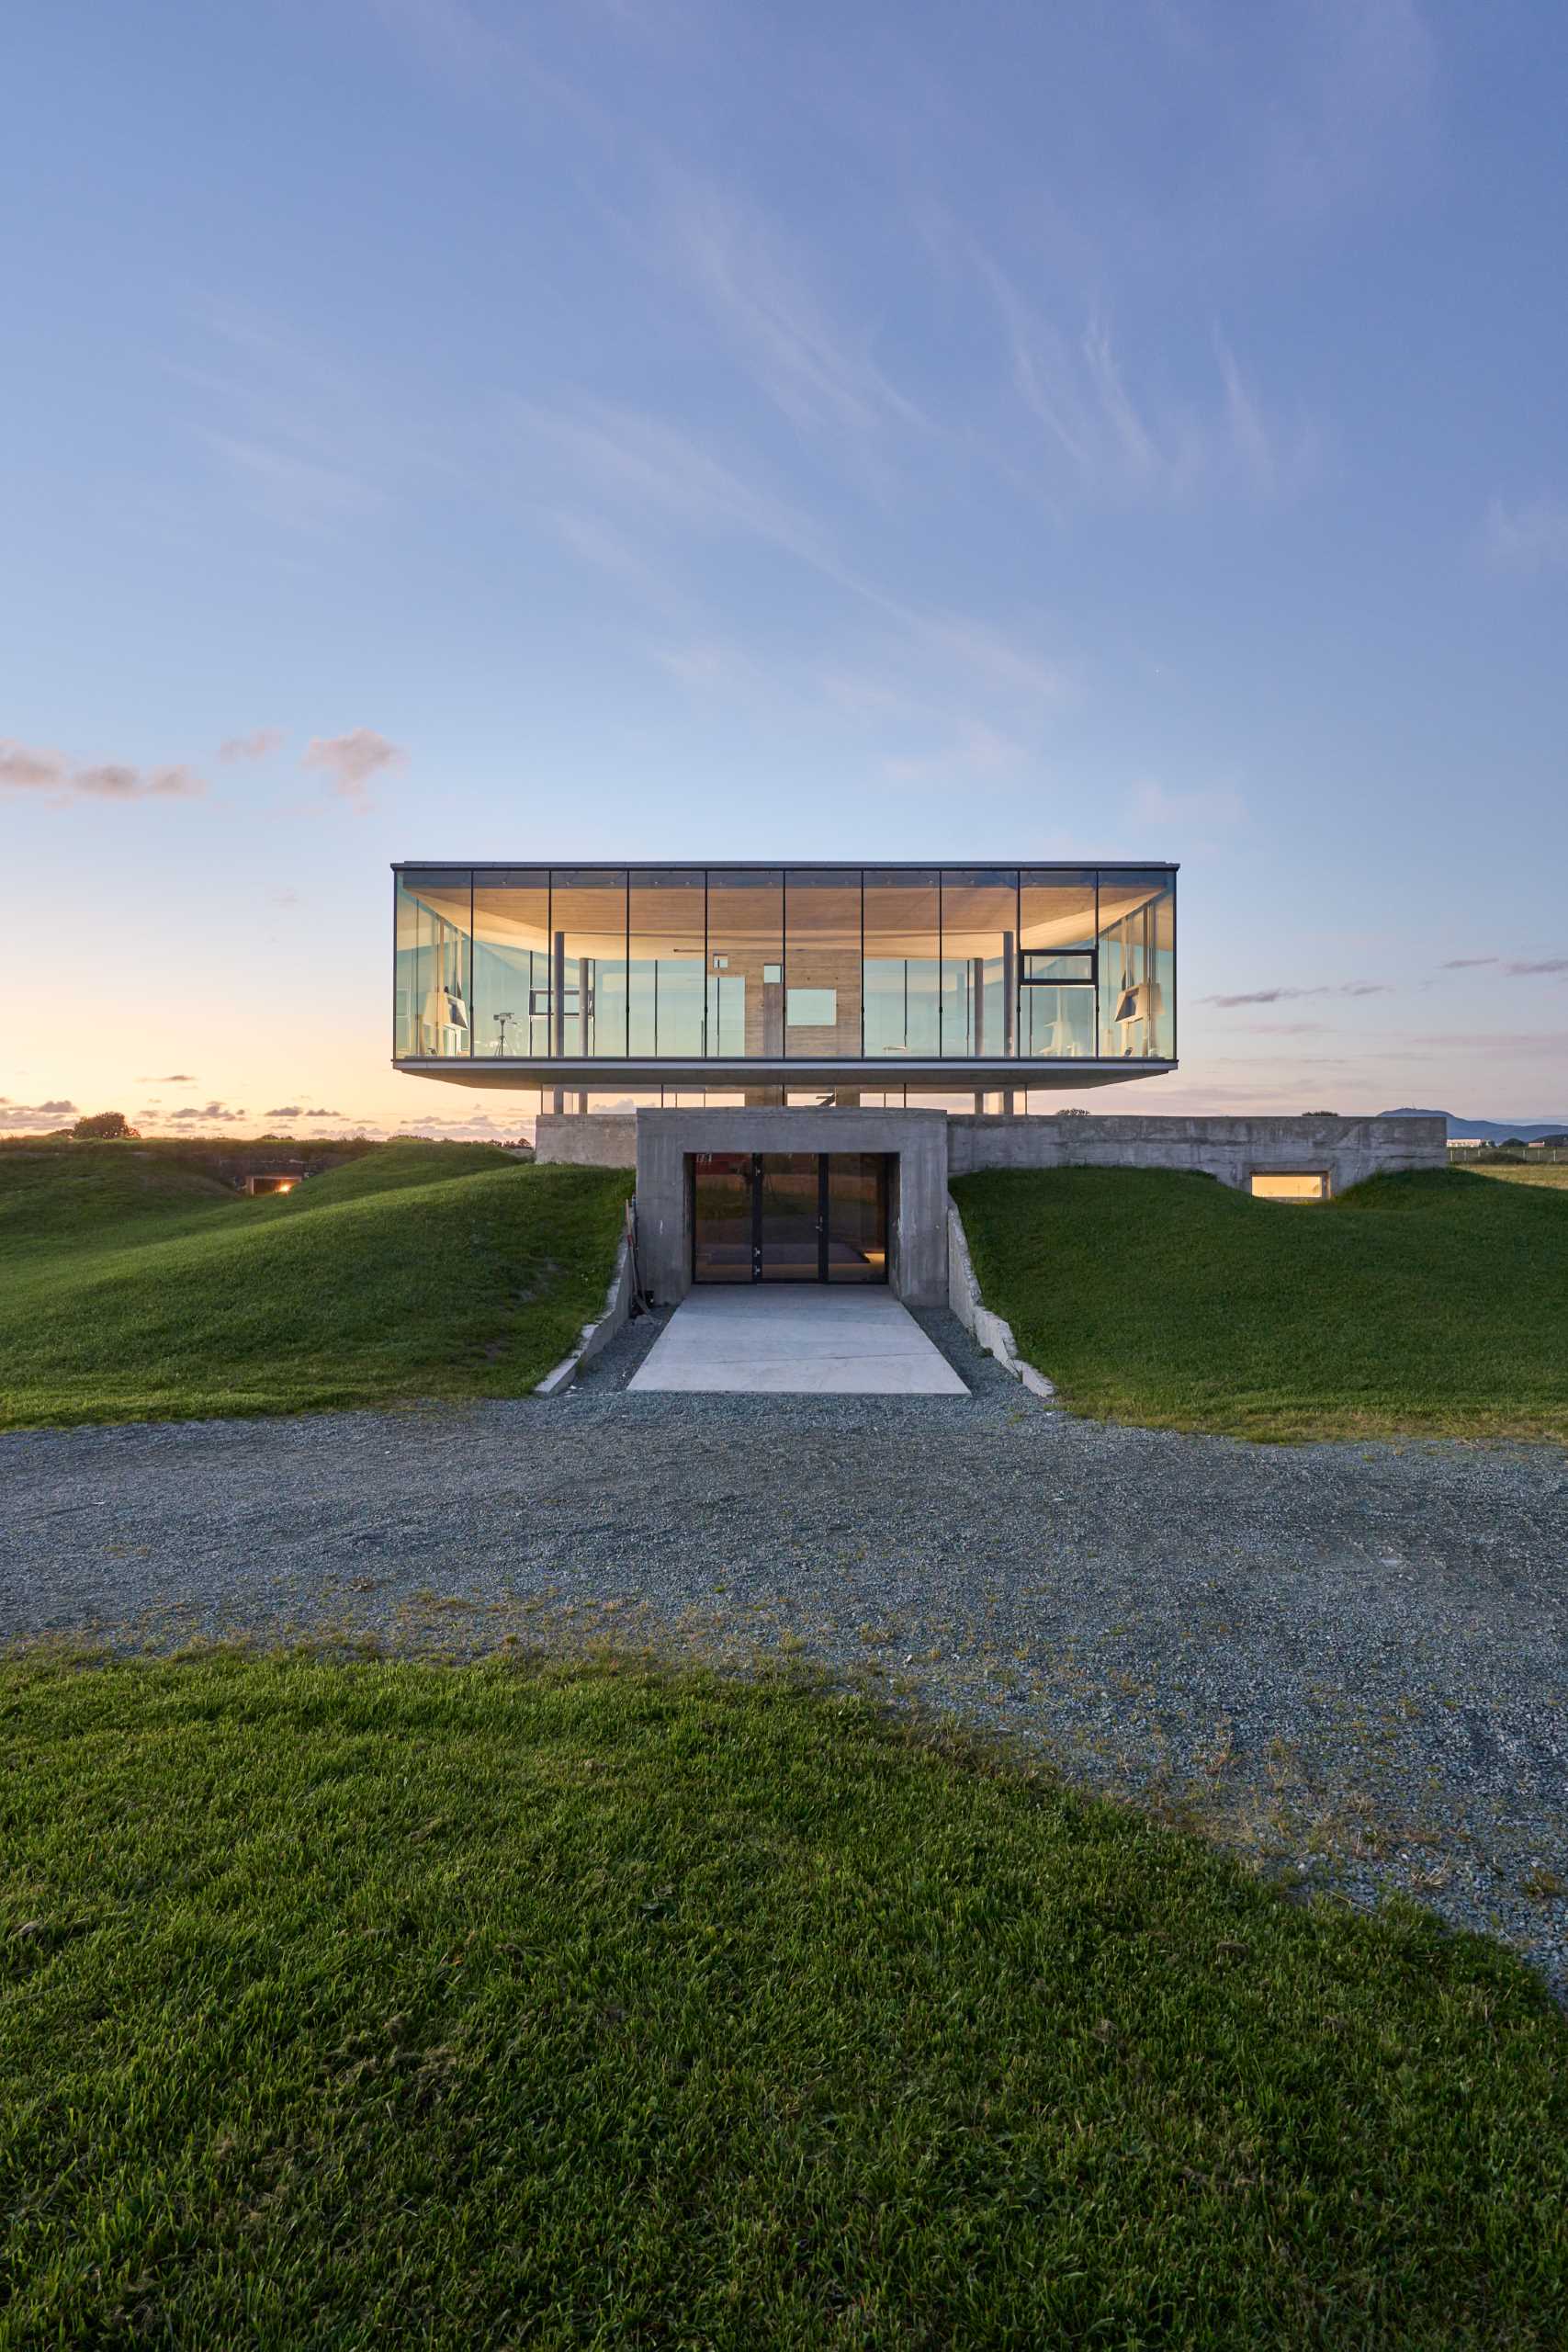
[534,1114,638,1168]
[946,1197,1055,1398]
[947,1112,1446,1193]
[534,1232,636,1394]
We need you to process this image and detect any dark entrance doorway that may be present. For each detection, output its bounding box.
[692,1153,889,1284]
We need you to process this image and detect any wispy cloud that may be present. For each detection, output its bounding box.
[976,256,1313,508]
[301,729,407,809]
[1506,957,1568,977]
[1483,493,1568,572]
[648,173,925,440]
[1439,956,1497,969]
[263,1104,343,1119]
[516,398,827,562]
[219,729,283,762]
[1202,982,1393,1008]
[168,1101,248,1124]
[1,741,205,802]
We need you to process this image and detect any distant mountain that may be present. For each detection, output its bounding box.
[1382,1109,1568,1142]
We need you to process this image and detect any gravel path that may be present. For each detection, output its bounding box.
[3,1307,1565,2000]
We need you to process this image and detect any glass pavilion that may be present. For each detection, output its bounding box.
[393,863,1176,1099]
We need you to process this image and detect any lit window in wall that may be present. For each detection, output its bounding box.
[705,871,783,1057]
[785,871,862,1057]
[548,870,629,1057]
[940,871,1018,1058]
[472,870,549,1058]
[1250,1171,1329,1201]
[629,871,705,1057]
[394,870,472,1057]
[863,869,941,1059]
[1098,871,1175,1061]
[1020,868,1097,1059]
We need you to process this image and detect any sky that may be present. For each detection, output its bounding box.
[3,0,1566,1140]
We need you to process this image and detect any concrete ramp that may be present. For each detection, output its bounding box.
[627,1288,968,1396]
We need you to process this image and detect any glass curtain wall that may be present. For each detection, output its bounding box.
[629,870,706,1057]
[940,871,1018,1058]
[863,869,941,1060]
[706,871,783,1057]
[394,866,1174,1066]
[1019,869,1098,1060]
[548,870,628,1057]
[784,870,862,1057]
[471,870,550,1058]
[394,871,472,1058]
[1097,871,1175,1061]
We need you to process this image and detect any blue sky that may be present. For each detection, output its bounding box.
[4,0,1565,1135]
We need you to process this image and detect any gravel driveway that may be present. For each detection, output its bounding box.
[4,1308,1565,2000]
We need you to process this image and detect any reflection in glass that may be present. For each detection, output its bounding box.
[692,1152,753,1281]
[629,870,705,1057]
[863,869,940,1059]
[784,872,862,1057]
[826,1155,888,1283]
[758,1153,820,1280]
[1098,870,1175,1061]
[940,871,1018,1058]
[705,871,783,1057]
[1019,867,1096,1058]
[472,870,550,1057]
[394,870,471,1057]
[548,869,628,1057]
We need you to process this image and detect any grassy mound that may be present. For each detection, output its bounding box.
[0,1144,630,1428]
[951,1165,1568,1442]
[1,1657,1562,2347]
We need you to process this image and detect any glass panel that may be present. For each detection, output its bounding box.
[629,870,705,1057]
[472,869,549,1058]
[1020,869,1098,954]
[758,1153,819,1281]
[1250,1171,1328,1202]
[393,870,471,1058]
[863,868,940,1060]
[1020,984,1097,1059]
[784,871,861,1057]
[940,869,1018,1059]
[705,870,783,1058]
[1098,870,1175,1060]
[693,1151,754,1282]
[548,869,628,1057]
[826,1155,888,1283]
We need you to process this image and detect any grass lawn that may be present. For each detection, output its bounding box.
[951,1165,1568,1444]
[0,1143,630,1428]
[2,1657,1562,2347]
[1472,1159,1568,1191]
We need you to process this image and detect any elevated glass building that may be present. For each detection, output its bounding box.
[392,862,1176,1099]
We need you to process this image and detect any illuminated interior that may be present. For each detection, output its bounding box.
[392,863,1176,1083]
[1249,1171,1330,1202]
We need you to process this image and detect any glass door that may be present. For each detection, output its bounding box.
[691,1152,890,1283]
[825,1155,888,1283]
[692,1153,753,1283]
[758,1155,820,1282]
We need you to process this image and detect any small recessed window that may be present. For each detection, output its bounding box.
[1250,1170,1329,1202]
[787,987,837,1027]
[762,963,782,984]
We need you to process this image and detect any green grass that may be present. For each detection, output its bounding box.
[0,1143,630,1427]
[1,1657,1562,2347]
[1472,1159,1568,1191]
[951,1165,1568,1443]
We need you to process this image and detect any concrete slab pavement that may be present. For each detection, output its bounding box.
[627,1287,969,1396]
